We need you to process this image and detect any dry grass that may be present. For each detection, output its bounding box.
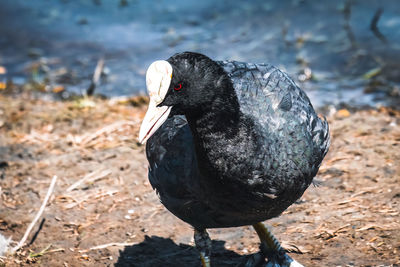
[0,94,399,266]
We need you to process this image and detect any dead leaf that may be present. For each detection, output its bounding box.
[336,109,351,118]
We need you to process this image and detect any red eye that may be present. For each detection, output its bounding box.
[174,83,182,91]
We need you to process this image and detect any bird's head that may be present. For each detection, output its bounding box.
[139,52,230,144]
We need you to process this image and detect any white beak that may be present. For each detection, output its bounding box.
[138,101,172,144]
[138,60,173,144]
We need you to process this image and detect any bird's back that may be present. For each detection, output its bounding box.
[219,60,330,195]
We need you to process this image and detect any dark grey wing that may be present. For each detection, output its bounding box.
[218,61,330,188]
[146,115,197,202]
[146,115,220,228]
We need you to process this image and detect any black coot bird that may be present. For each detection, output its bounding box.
[139,52,330,267]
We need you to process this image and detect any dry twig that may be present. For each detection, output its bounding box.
[79,242,137,253]
[66,169,112,192]
[343,0,357,48]
[63,189,118,209]
[79,120,138,146]
[370,7,387,44]
[10,175,58,254]
[87,58,105,96]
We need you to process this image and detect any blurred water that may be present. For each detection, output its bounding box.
[1,0,399,108]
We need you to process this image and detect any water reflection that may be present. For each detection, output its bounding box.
[0,0,399,108]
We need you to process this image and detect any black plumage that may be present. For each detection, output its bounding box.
[142,52,330,265]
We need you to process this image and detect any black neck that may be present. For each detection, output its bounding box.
[185,88,241,140]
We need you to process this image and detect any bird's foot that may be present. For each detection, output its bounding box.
[261,245,304,267]
[265,257,303,267]
[242,251,267,267]
[242,248,303,267]
[251,223,304,267]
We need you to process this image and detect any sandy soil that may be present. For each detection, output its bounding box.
[0,93,399,267]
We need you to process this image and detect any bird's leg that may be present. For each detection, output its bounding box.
[194,228,212,267]
[252,222,304,267]
[253,222,282,253]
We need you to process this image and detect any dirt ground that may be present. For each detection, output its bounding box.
[0,92,399,267]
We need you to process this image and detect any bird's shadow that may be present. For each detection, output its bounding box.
[115,235,265,267]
